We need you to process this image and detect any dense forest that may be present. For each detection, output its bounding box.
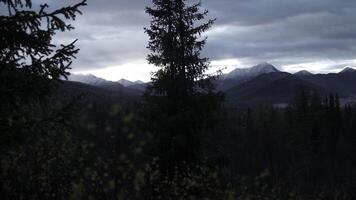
[1,0,356,199]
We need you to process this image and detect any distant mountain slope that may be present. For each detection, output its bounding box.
[340,67,355,73]
[134,80,145,85]
[225,68,356,106]
[68,74,147,93]
[128,83,147,92]
[55,81,141,104]
[225,72,322,106]
[118,79,145,87]
[66,73,143,99]
[295,70,313,76]
[118,79,135,87]
[299,70,356,97]
[217,62,280,91]
[68,74,108,86]
[225,62,280,79]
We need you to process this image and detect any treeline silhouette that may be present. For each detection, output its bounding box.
[1,0,356,199]
[210,90,356,196]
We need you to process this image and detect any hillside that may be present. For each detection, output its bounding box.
[225,72,322,106]
[299,70,356,96]
[55,81,141,104]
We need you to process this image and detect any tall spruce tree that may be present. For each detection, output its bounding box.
[1,1,88,198]
[144,0,223,167]
[0,0,87,150]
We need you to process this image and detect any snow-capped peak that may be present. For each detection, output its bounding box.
[225,62,279,79]
[68,74,108,86]
[340,67,355,73]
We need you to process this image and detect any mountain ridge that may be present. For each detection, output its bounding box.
[217,62,280,91]
[68,64,354,88]
[295,70,313,76]
[64,63,356,107]
[340,67,355,73]
[225,62,280,79]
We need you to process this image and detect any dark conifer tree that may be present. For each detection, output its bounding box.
[145,0,216,97]
[0,1,87,198]
[0,0,87,149]
[143,0,223,167]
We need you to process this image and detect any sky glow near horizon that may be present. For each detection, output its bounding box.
[32,0,356,81]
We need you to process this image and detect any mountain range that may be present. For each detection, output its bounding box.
[217,62,280,91]
[68,74,145,88]
[62,63,356,107]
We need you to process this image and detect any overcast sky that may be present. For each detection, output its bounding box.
[38,0,356,81]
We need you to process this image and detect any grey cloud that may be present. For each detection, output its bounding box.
[204,0,356,26]
[204,2,356,68]
[27,0,356,72]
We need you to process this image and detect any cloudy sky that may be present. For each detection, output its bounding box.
[40,0,356,81]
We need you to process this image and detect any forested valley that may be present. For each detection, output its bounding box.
[1,0,356,199]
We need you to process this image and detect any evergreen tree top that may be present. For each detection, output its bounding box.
[0,0,87,101]
[145,0,216,97]
[0,0,87,81]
